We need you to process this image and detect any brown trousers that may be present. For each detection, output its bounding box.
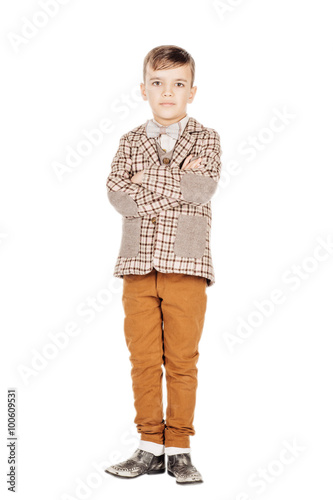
[122,268,207,448]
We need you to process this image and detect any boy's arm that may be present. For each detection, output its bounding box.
[141,129,222,205]
[106,134,181,217]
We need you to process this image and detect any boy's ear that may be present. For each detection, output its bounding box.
[188,86,197,102]
[140,83,148,101]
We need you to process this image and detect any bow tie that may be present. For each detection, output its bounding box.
[146,120,181,141]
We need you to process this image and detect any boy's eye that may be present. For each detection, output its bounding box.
[152,81,184,87]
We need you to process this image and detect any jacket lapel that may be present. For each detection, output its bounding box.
[137,116,204,169]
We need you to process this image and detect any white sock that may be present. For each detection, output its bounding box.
[139,439,165,456]
[165,446,191,456]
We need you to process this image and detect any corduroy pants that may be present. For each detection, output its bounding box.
[121,268,207,448]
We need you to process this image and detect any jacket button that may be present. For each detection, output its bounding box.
[163,157,170,164]
[151,217,156,224]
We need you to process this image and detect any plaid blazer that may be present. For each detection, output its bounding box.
[106,116,222,287]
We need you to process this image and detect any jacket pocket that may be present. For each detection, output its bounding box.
[119,217,141,258]
[174,214,207,258]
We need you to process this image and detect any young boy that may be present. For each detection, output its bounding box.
[104,45,222,485]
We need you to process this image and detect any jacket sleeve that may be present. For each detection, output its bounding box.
[106,133,181,217]
[141,129,222,205]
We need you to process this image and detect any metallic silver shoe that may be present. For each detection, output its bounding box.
[167,453,203,484]
[105,448,165,478]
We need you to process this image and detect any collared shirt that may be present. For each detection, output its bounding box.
[152,114,190,152]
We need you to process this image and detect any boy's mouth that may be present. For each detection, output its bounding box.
[160,102,175,106]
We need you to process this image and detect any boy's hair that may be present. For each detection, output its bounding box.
[143,45,195,88]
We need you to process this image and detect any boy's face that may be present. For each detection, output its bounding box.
[140,63,197,126]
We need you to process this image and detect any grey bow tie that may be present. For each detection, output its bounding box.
[146,120,181,140]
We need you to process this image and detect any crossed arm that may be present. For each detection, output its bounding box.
[106,130,222,217]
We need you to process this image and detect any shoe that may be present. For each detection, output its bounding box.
[104,448,165,478]
[167,453,203,484]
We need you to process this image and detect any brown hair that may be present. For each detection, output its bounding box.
[143,45,195,87]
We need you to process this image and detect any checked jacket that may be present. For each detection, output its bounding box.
[106,116,222,287]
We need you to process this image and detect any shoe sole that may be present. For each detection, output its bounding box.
[167,470,203,484]
[105,468,165,479]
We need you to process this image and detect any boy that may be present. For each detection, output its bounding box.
[104,45,222,485]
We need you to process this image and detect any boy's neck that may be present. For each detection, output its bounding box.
[152,112,187,127]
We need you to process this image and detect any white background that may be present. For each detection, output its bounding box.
[1,0,333,499]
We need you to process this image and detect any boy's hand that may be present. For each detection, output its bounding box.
[130,155,202,184]
[131,171,144,184]
[182,155,202,170]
